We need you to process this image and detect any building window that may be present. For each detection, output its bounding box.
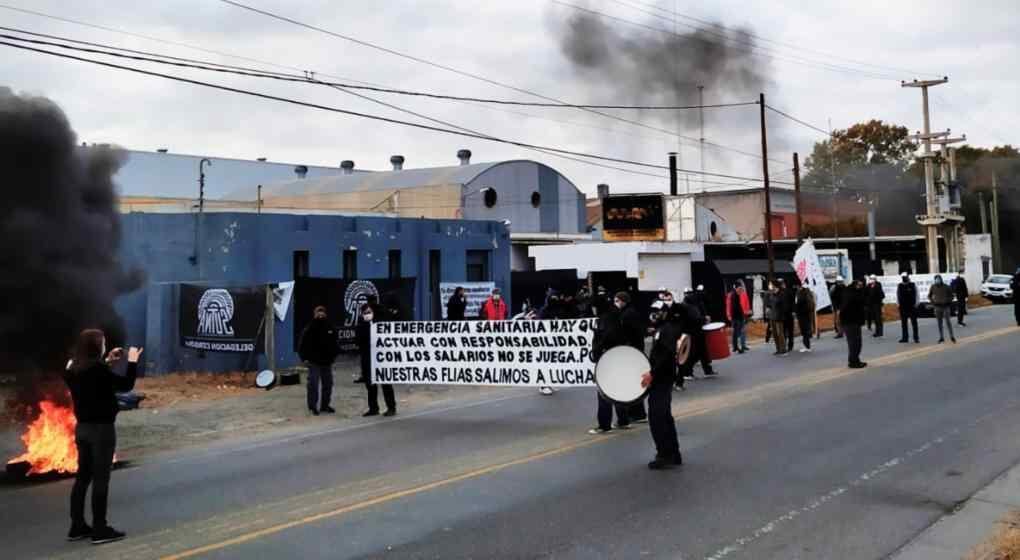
[483,188,498,208]
[466,250,489,282]
[293,250,309,279]
[342,249,358,281]
[388,250,402,279]
[531,191,541,208]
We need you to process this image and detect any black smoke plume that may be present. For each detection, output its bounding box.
[0,87,142,408]
[557,9,770,136]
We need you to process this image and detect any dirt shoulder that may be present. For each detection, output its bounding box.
[966,510,1020,560]
[2,358,506,464]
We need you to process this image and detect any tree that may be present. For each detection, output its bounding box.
[802,119,917,191]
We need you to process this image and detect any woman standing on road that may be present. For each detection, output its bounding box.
[63,329,143,545]
[446,286,467,321]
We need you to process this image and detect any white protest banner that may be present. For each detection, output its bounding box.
[439,282,494,319]
[793,240,832,311]
[876,273,958,306]
[370,319,597,387]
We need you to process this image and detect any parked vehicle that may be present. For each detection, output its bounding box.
[981,274,1014,302]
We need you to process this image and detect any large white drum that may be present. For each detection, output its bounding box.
[595,346,651,404]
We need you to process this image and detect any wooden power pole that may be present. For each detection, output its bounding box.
[794,152,803,243]
[759,93,775,284]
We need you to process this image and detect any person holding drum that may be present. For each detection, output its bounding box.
[641,303,689,469]
[589,293,637,433]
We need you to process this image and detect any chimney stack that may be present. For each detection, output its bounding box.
[390,155,405,171]
[457,149,472,166]
[294,164,308,179]
[668,152,678,196]
[597,183,610,199]
[340,160,355,175]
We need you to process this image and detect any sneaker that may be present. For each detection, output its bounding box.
[914,339,920,344]
[798,348,807,353]
[539,387,554,395]
[674,453,684,465]
[613,423,632,430]
[91,526,125,545]
[704,369,717,376]
[321,406,336,414]
[633,417,649,424]
[309,408,319,416]
[938,338,944,344]
[588,427,612,435]
[848,362,867,369]
[362,410,379,417]
[67,523,92,542]
[741,347,750,352]
[647,458,676,470]
[951,337,957,344]
[383,409,397,417]
[898,339,908,343]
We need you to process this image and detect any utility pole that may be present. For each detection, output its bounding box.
[760,93,775,284]
[828,118,839,250]
[195,158,212,279]
[264,285,276,372]
[901,77,949,273]
[991,173,1002,273]
[698,84,706,193]
[978,191,988,234]
[793,152,803,243]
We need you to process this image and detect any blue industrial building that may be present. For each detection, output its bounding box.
[117,211,510,374]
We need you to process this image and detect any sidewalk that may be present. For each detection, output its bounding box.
[893,460,1020,559]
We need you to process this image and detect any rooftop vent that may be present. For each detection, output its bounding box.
[294,164,308,179]
[257,157,267,162]
[156,148,168,153]
[341,160,355,175]
[390,155,405,171]
[597,183,610,199]
[457,149,472,166]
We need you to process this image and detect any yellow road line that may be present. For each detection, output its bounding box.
[161,325,1017,560]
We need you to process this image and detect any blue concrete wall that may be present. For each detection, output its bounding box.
[116,212,510,374]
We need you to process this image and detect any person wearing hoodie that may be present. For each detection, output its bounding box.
[1012,268,1020,326]
[640,303,686,470]
[928,275,957,344]
[830,277,846,338]
[589,292,633,433]
[298,305,340,415]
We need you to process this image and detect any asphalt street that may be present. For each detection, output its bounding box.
[3,305,1019,559]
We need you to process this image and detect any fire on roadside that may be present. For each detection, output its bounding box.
[7,399,79,475]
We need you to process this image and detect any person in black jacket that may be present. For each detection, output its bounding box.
[1012,269,1020,326]
[589,294,632,433]
[950,272,968,327]
[357,303,396,416]
[830,277,846,338]
[897,272,920,343]
[616,292,648,423]
[866,275,886,337]
[641,304,686,470]
[841,278,868,368]
[298,306,340,415]
[63,328,143,545]
[779,279,797,352]
[446,287,467,320]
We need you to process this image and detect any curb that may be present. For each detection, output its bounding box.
[892,460,1020,559]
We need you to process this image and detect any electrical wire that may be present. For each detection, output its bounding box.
[216,0,779,164]
[1,38,796,186]
[0,27,756,110]
[763,104,831,136]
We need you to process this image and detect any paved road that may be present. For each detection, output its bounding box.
[3,306,1019,559]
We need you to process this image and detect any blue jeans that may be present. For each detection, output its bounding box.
[306,364,333,411]
[731,318,747,350]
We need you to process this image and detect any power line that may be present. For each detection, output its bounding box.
[0,27,756,111]
[764,104,831,136]
[555,0,900,81]
[2,39,795,186]
[614,0,943,79]
[216,0,779,164]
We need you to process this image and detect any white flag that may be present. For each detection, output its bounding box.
[272,281,295,321]
[793,240,832,310]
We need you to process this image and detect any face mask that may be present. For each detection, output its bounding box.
[614,300,625,309]
[493,295,501,301]
[362,313,374,322]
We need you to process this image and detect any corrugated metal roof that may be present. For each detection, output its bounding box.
[237,161,508,200]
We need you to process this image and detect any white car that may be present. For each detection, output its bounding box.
[981,274,1014,302]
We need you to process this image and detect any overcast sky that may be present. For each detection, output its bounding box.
[2,0,1017,198]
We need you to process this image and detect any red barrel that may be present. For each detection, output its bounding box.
[702,322,731,361]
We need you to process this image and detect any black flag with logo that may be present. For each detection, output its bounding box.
[293,277,417,353]
[179,284,264,353]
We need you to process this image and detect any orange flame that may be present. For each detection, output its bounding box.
[8,400,79,475]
